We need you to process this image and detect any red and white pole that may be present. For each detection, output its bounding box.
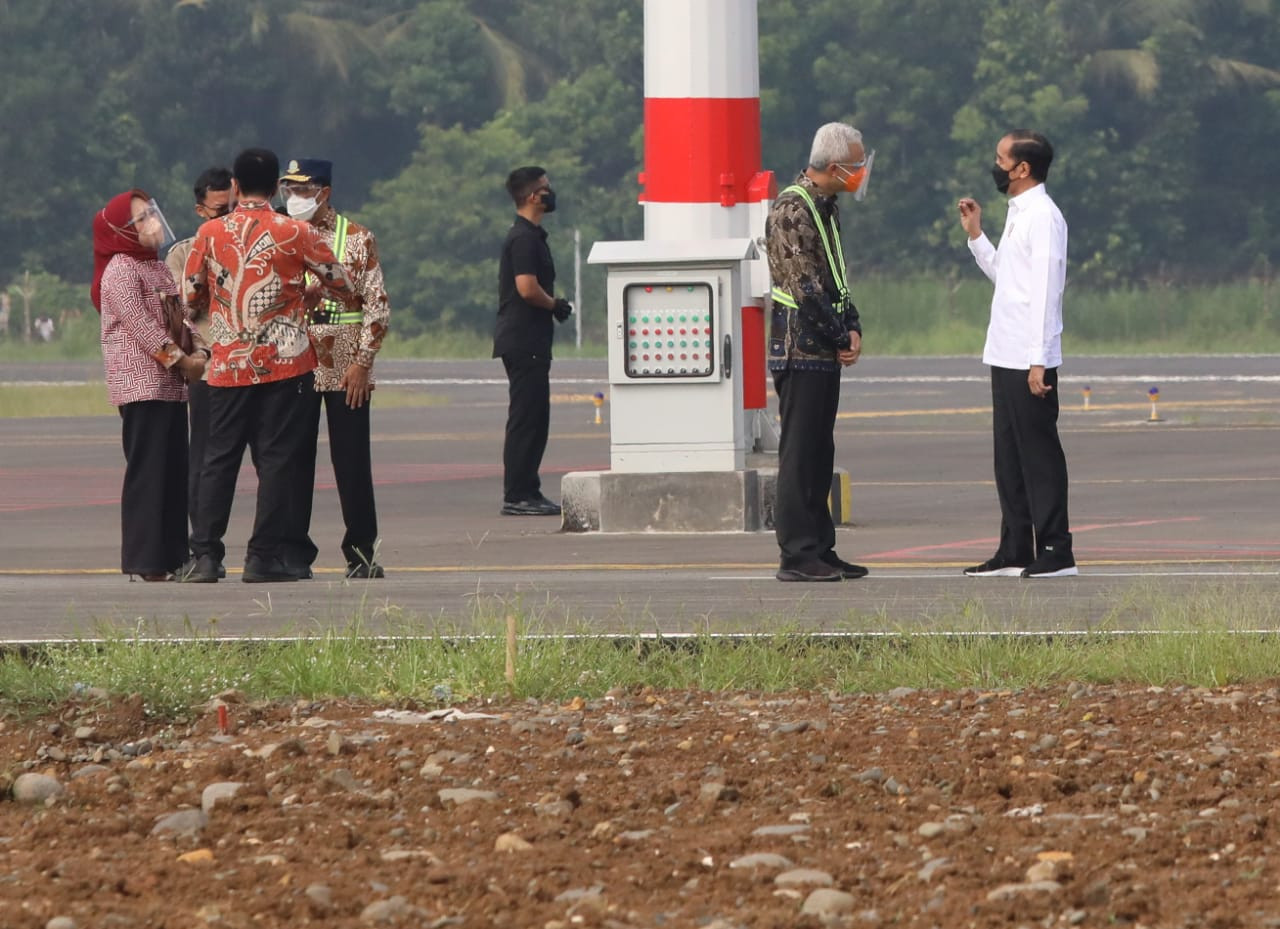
[640,0,775,243]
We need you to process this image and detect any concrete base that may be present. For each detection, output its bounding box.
[562,470,761,533]
[561,460,851,533]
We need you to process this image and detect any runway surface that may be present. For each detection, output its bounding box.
[2,355,1278,641]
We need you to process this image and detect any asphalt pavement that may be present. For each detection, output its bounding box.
[2,355,1278,641]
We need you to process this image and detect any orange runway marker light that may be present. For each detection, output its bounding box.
[1147,386,1162,422]
[592,391,606,425]
[1082,385,1091,411]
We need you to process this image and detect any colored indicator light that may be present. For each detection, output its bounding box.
[629,354,637,361]
[644,286,652,293]
[642,354,649,361]
[667,328,674,335]
[686,286,694,291]
[665,286,673,292]
[680,328,686,335]
[680,340,687,347]
[628,329,636,336]
[629,341,637,348]
[667,353,675,360]
[680,315,687,322]
[681,354,687,360]
[642,316,649,323]
[642,341,649,348]
[693,353,700,360]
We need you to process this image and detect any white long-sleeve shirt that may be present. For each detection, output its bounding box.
[968,183,1067,369]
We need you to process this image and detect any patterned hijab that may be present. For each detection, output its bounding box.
[91,188,157,311]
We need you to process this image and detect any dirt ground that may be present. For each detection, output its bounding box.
[4,683,1280,929]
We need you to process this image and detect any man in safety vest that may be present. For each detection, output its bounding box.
[279,158,391,579]
[765,122,873,583]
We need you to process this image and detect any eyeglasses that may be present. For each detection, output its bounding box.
[833,160,868,173]
[280,182,322,197]
[199,202,231,217]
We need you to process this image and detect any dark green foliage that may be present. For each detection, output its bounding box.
[1,0,1277,335]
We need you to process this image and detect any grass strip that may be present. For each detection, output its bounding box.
[2,585,1279,720]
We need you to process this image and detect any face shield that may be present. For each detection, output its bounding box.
[835,149,876,201]
[127,199,176,251]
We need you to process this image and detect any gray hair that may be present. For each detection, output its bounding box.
[807,122,863,170]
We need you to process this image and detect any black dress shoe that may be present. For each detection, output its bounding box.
[776,561,842,582]
[242,557,299,583]
[172,555,222,583]
[822,554,869,579]
[285,564,314,580]
[346,562,385,579]
[501,497,562,516]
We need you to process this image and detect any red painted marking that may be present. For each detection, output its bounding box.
[643,97,762,203]
[865,517,1203,561]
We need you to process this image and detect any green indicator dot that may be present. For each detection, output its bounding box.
[686,286,694,292]
[629,341,637,348]
[680,340,687,348]
[642,341,649,349]
[642,316,649,323]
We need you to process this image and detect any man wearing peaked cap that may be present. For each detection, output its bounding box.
[279,157,391,580]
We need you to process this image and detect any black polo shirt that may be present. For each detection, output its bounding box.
[493,215,556,358]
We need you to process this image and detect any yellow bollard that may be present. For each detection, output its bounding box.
[1147,386,1162,422]
[1082,385,1091,411]
[592,391,605,425]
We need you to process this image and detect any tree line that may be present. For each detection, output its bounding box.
[3,0,1278,339]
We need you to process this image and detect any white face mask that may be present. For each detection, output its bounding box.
[286,194,320,220]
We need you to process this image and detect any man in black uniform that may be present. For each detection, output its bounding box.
[493,165,572,516]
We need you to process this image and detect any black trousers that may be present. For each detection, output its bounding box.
[190,373,313,565]
[989,365,1072,562]
[773,367,842,568]
[119,400,189,576]
[187,378,210,541]
[501,352,551,503]
[287,389,379,567]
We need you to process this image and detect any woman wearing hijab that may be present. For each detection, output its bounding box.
[93,189,208,581]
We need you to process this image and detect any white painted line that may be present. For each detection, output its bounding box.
[710,570,1280,581]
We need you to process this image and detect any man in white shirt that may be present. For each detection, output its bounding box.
[957,130,1076,579]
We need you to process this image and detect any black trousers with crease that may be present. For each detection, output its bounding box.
[989,365,1072,562]
[286,389,379,568]
[501,352,551,503]
[119,400,189,575]
[190,373,313,565]
[772,367,842,568]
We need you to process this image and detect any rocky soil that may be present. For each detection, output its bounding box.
[4,683,1280,928]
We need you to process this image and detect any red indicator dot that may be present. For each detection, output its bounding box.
[644,286,653,293]
[629,355,637,361]
[681,354,687,360]
[680,329,687,335]
[667,353,675,360]
[642,329,649,335]
[643,354,650,360]
[628,329,636,336]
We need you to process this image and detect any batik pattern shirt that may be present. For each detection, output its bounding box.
[182,199,360,387]
[765,173,862,373]
[307,207,390,392]
[99,254,204,406]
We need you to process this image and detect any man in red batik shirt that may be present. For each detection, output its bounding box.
[175,147,362,583]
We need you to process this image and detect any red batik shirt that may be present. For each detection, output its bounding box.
[182,199,361,387]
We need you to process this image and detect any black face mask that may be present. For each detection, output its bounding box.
[539,189,557,213]
[991,163,1012,195]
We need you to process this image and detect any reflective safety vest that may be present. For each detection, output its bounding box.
[310,214,363,325]
[769,184,850,315]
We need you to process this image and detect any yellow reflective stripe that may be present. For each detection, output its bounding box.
[780,184,848,303]
[320,214,353,318]
[770,287,798,308]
